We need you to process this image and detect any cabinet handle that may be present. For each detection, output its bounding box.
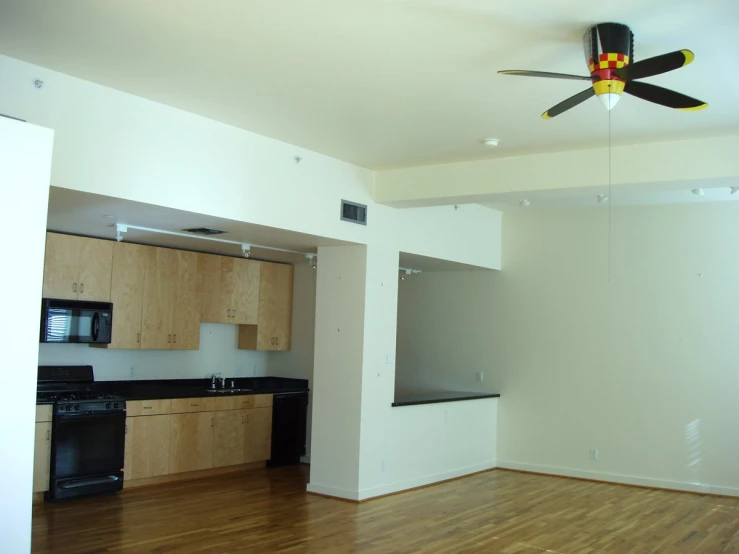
[211,417,214,427]
[173,334,177,344]
[190,403,199,407]
[80,283,84,293]
[46,429,50,440]
[124,424,127,435]
[72,283,77,292]
[242,415,245,424]
[168,334,171,343]
[143,406,152,410]
[137,333,141,343]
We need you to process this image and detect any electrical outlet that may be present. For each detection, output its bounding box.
[129,366,136,379]
[590,448,599,460]
[252,364,258,376]
[384,351,391,364]
[475,371,484,383]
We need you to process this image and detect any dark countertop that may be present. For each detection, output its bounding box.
[37,376,308,404]
[392,390,500,407]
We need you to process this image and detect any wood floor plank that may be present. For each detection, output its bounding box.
[32,467,739,553]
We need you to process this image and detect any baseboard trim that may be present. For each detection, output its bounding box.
[307,462,497,503]
[497,460,739,498]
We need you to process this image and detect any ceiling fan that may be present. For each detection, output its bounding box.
[498,22,708,119]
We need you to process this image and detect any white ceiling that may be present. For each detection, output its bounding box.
[46,187,353,264]
[1,0,737,169]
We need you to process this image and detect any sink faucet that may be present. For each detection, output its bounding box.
[210,373,222,389]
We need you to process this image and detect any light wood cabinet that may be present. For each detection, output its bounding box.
[169,412,214,473]
[141,247,176,349]
[244,407,273,463]
[171,250,201,349]
[199,254,260,324]
[33,421,52,493]
[43,233,113,301]
[213,410,247,468]
[126,399,171,417]
[108,242,150,349]
[238,262,293,351]
[124,415,171,480]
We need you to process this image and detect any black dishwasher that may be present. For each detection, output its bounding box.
[268,392,308,466]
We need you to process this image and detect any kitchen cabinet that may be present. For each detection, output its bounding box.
[108,242,150,349]
[213,409,247,468]
[124,414,171,480]
[244,408,273,463]
[169,411,214,473]
[171,249,202,349]
[238,262,293,351]
[33,405,53,493]
[199,254,260,324]
[141,247,176,349]
[42,232,113,301]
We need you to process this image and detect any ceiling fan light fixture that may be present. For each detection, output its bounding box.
[483,138,500,148]
[597,194,609,204]
[519,199,531,208]
[598,92,621,111]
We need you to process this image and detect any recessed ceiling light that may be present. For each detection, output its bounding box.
[483,138,500,148]
[597,194,609,204]
[691,188,704,196]
[519,199,531,208]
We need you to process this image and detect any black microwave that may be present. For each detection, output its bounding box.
[40,299,113,344]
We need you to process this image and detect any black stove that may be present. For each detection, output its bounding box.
[37,365,126,501]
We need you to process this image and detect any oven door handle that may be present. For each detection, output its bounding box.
[55,412,126,422]
[92,311,100,342]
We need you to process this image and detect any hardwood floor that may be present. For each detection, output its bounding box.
[32,467,739,553]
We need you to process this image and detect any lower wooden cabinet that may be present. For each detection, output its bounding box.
[244,408,273,463]
[124,414,171,480]
[33,422,52,493]
[169,412,215,473]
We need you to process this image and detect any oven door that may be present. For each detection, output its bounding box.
[51,411,126,480]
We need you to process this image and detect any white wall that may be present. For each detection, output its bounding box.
[0,55,502,270]
[0,118,53,553]
[493,203,739,496]
[395,270,502,393]
[38,323,270,381]
[267,263,317,458]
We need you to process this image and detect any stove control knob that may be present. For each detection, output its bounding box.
[74,404,80,411]
[65,405,72,411]
[113,402,119,409]
[105,403,111,410]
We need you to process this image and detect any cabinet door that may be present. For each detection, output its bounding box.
[213,410,246,468]
[199,254,232,323]
[141,247,176,349]
[171,250,201,350]
[244,407,272,463]
[231,259,260,324]
[125,415,171,480]
[169,412,214,473]
[33,422,52,492]
[42,233,81,300]
[258,262,294,351]
[108,243,149,349]
[77,237,113,301]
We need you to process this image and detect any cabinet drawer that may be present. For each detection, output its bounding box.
[127,399,172,417]
[36,405,53,423]
[170,397,215,413]
[214,395,255,411]
[252,394,273,408]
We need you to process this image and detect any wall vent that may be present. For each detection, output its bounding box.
[340,200,367,225]
[182,227,227,235]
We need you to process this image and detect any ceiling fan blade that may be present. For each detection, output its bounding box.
[498,70,593,81]
[624,81,707,110]
[615,50,694,81]
[541,88,595,119]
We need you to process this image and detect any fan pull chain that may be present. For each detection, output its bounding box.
[608,92,612,283]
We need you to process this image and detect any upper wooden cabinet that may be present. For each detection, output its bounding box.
[199,254,260,325]
[108,242,150,349]
[43,233,113,301]
[107,243,201,350]
[238,262,293,351]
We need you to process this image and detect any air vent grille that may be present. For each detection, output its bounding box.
[182,227,227,235]
[341,200,367,226]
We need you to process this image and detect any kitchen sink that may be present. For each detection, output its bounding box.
[204,388,253,394]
